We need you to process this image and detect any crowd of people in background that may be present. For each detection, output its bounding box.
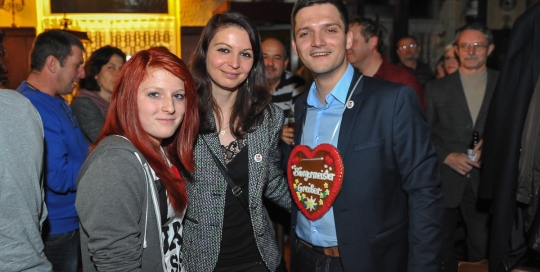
[1,0,540,271]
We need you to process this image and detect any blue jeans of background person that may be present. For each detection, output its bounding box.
[44,229,80,272]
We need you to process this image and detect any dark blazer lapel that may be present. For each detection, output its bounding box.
[294,97,308,145]
[475,69,498,131]
[333,72,364,214]
[337,70,365,158]
[449,72,474,125]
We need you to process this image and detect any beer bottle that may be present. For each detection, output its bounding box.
[467,131,479,161]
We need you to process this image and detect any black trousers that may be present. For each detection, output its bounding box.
[442,180,490,272]
[213,258,287,272]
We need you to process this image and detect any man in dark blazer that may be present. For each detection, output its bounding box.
[425,23,498,272]
[288,0,443,271]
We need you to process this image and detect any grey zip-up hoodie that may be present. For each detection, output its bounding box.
[0,89,52,271]
[76,136,165,271]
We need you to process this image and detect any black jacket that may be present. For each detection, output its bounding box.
[479,2,540,271]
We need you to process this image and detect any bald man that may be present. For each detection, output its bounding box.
[262,38,305,145]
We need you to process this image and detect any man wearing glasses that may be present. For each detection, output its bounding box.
[396,36,434,85]
[425,23,498,272]
[346,16,425,109]
[17,30,88,272]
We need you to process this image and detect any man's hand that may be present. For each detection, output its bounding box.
[444,152,481,176]
[281,125,295,145]
[471,139,483,163]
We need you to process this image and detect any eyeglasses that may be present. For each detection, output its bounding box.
[457,43,488,53]
[397,43,417,50]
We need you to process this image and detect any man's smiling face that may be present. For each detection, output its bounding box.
[292,3,352,78]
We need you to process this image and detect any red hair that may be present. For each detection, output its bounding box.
[94,48,198,212]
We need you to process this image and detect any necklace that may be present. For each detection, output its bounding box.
[219,126,228,135]
[26,82,38,91]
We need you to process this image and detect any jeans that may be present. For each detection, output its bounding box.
[291,238,344,272]
[43,229,80,272]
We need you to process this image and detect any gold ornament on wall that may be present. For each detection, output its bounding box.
[37,0,181,56]
[1,0,25,28]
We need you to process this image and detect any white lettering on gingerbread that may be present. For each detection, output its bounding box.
[291,165,336,181]
[296,183,323,195]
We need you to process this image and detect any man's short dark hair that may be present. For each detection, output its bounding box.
[262,37,289,59]
[30,30,85,72]
[455,23,493,45]
[349,16,387,55]
[291,0,349,36]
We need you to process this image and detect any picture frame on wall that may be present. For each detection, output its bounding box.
[50,0,168,13]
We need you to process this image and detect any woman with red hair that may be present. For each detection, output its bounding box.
[76,48,198,271]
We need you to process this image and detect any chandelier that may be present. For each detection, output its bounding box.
[1,0,25,28]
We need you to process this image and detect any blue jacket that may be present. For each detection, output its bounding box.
[291,71,443,271]
[18,81,88,235]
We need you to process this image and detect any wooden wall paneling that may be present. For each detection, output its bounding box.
[1,27,36,91]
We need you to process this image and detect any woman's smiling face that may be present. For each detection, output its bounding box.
[205,26,254,93]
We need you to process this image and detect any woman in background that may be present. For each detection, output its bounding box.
[434,43,460,79]
[183,11,290,272]
[444,43,459,75]
[443,43,460,75]
[76,48,198,271]
[71,45,126,143]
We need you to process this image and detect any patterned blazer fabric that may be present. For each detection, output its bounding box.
[182,103,291,272]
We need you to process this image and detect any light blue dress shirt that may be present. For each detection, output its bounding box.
[296,64,355,247]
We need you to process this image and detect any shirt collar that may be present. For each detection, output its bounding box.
[307,64,355,108]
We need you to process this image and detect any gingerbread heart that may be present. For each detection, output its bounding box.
[287,143,344,221]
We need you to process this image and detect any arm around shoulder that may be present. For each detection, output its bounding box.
[264,105,292,211]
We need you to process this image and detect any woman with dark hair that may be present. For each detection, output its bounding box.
[183,11,290,272]
[76,48,198,271]
[71,45,126,143]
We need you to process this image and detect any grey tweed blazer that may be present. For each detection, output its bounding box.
[182,103,291,272]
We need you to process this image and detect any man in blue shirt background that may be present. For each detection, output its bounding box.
[17,30,88,272]
[289,0,443,271]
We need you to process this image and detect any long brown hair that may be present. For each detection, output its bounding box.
[95,48,198,212]
[189,11,271,137]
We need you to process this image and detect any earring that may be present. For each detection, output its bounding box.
[246,78,249,85]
